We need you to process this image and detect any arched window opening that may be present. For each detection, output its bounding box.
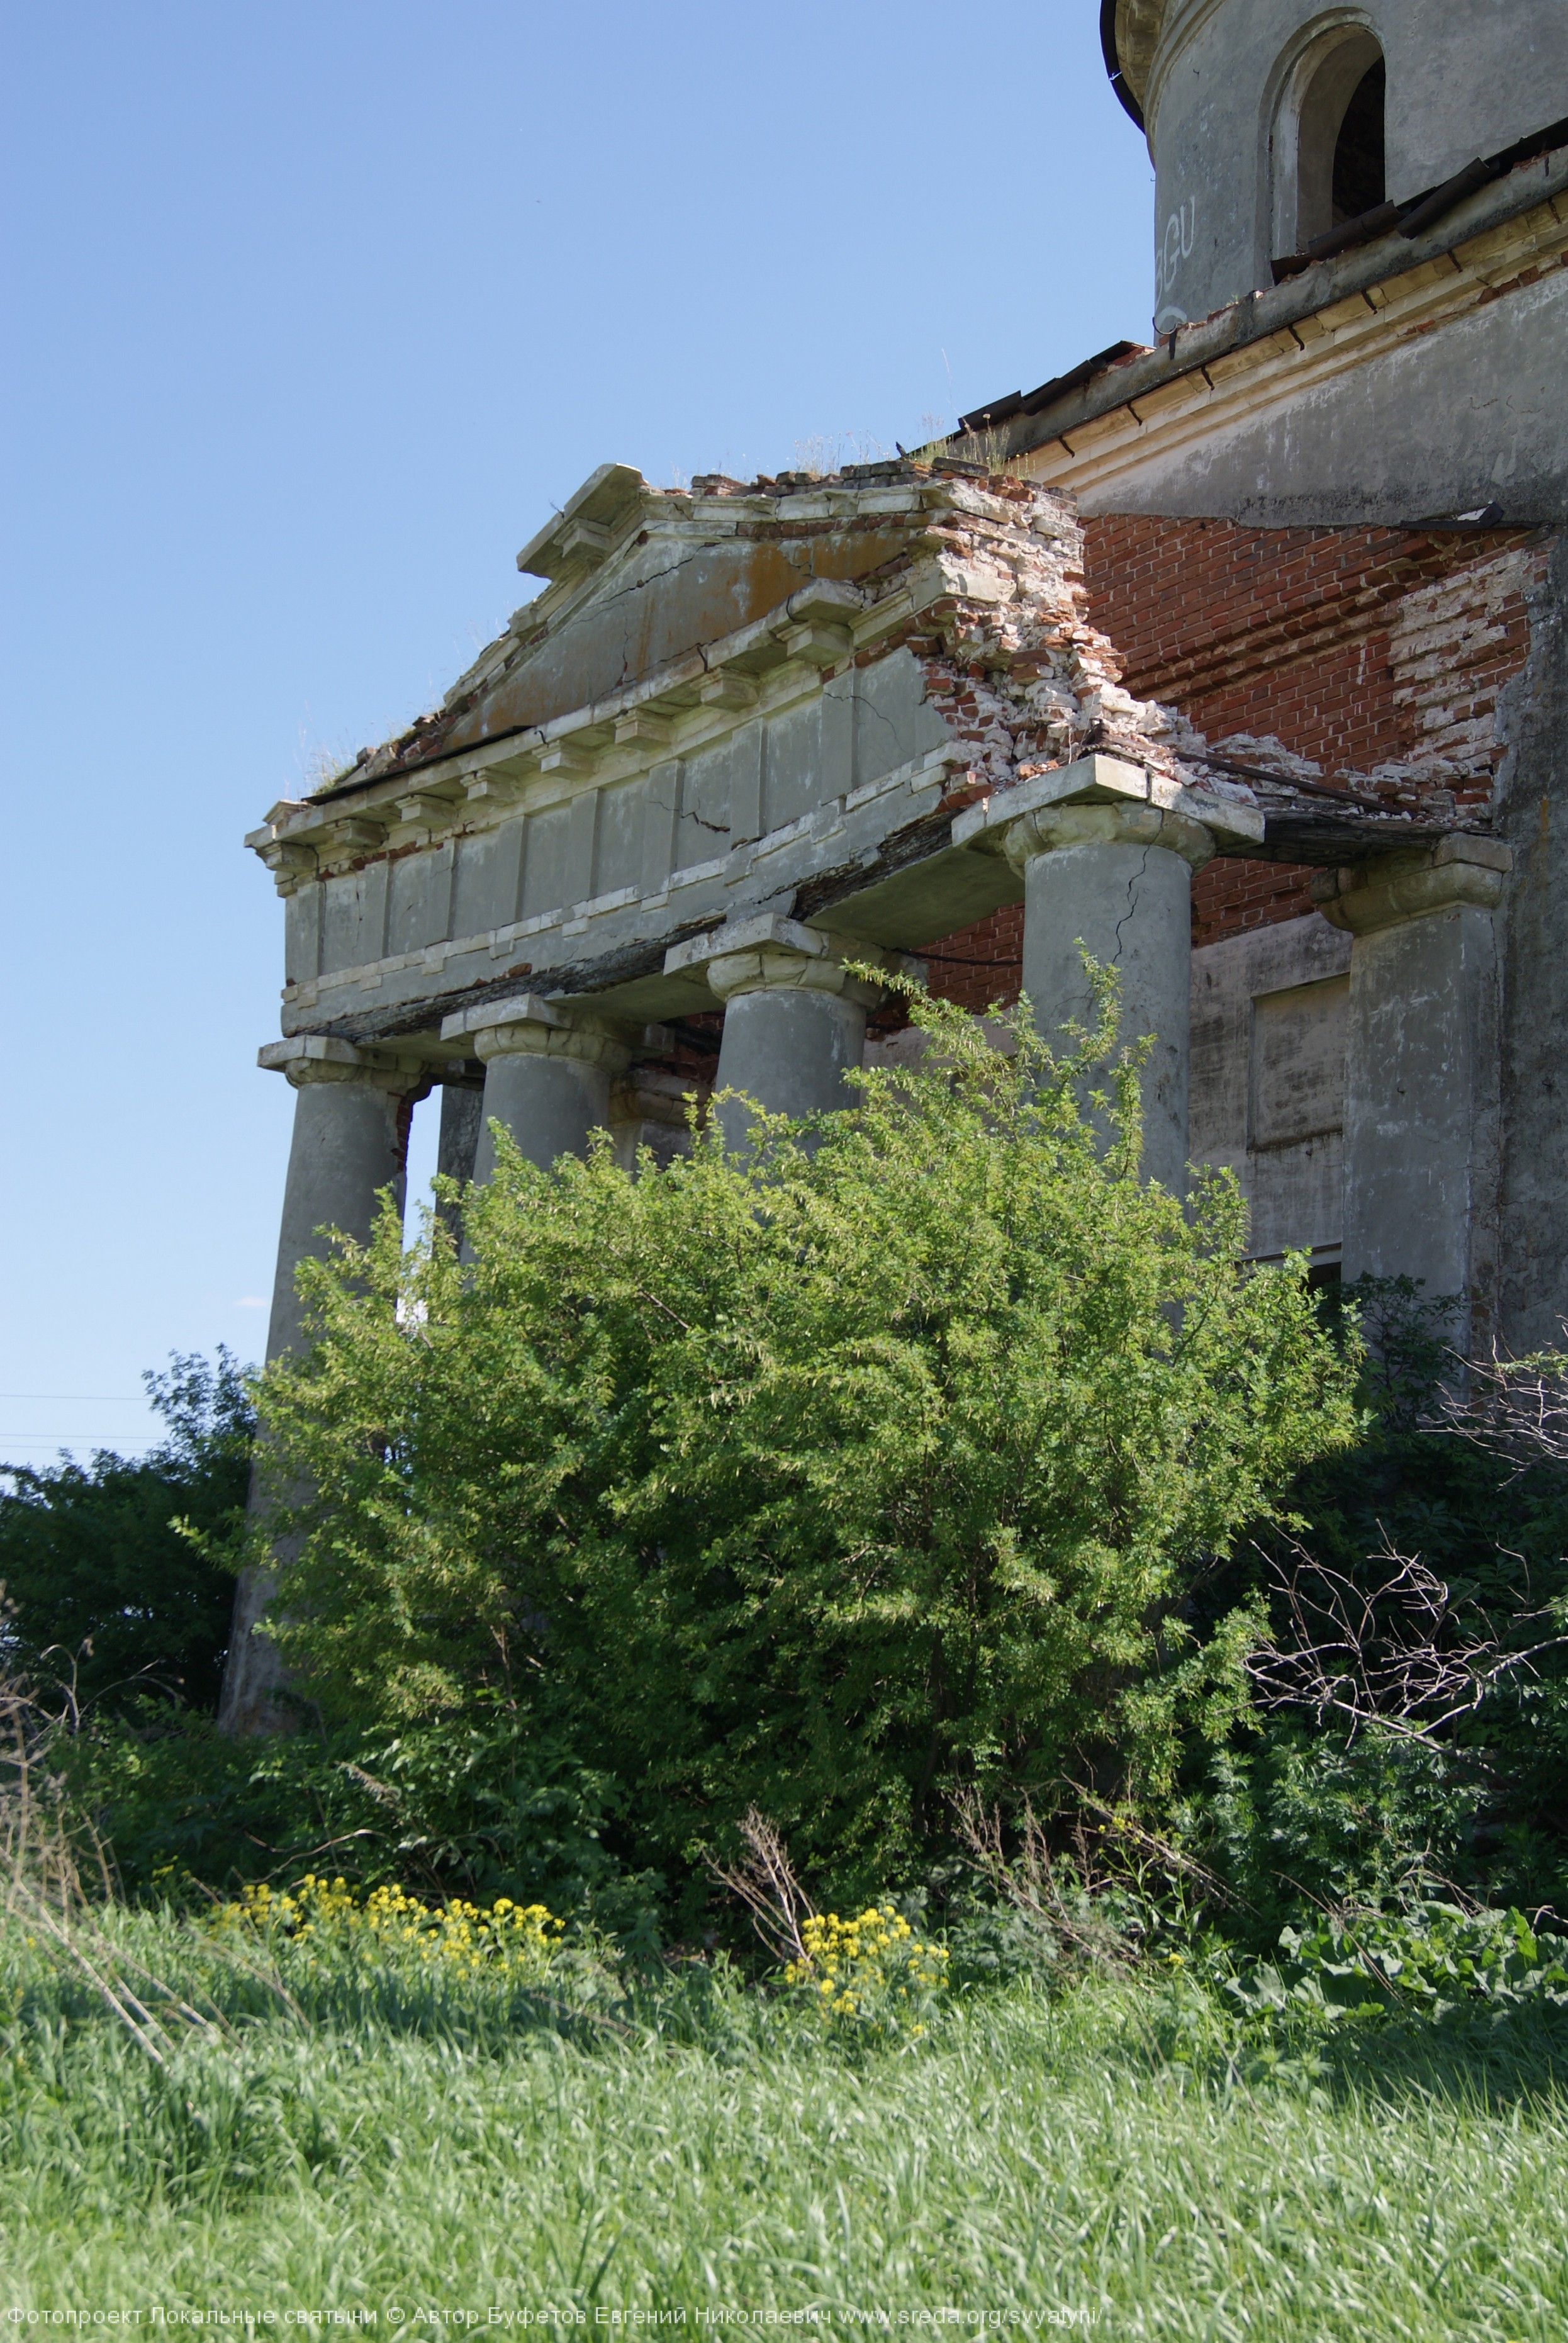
[1332,59,1386,223]
[1279,28,1387,254]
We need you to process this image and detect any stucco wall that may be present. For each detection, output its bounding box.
[1084,266,1568,528]
[1144,0,1568,327]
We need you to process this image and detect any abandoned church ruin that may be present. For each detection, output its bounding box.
[219,0,1568,1729]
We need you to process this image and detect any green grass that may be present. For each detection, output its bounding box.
[3,1910,1567,2336]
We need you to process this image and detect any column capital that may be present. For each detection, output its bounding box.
[257,1036,430,1094]
[952,750,1264,874]
[440,991,636,1074]
[1311,836,1512,935]
[664,913,905,1008]
[1001,797,1219,875]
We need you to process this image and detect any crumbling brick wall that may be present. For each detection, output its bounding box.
[1078,514,1548,949]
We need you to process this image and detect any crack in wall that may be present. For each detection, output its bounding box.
[1113,846,1153,967]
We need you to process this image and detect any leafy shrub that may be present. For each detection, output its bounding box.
[53,1703,638,1916]
[1185,1722,1486,1948]
[0,1352,253,1714]
[249,977,1357,1908]
[1228,1901,1568,2024]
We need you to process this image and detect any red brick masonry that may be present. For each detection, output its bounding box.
[1084,514,1544,950]
[922,512,1546,977]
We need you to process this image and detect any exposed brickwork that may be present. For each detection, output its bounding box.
[1080,514,1537,773]
[1389,549,1543,782]
[921,905,1024,1014]
[914,868,1324,973]
[911,512,1549,966]
[1189,862,1318,951]
[1076,514,1547,950]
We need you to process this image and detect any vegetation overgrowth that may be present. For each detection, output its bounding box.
[238,975,1358,1915]
[7,966,1568,2318]
[3,1894,1568,2330]
[0,1351,252,1714]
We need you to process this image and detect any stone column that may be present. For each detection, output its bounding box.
[666,915,890,1151]
[433,1076,484,1249]
[1314,837,1512,1321]
[440,993,633,1179]
[436,1079,485,1190]
[1002,799,1219,1198]
[218,1037,430,1736]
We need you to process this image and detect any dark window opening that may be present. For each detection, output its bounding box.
[1332,59,1386,223]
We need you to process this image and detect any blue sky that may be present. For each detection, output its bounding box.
[0,0,1154,1469]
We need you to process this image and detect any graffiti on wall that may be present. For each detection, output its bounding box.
[1154,194,1197,330]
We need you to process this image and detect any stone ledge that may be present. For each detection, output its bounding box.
[950,753,1266,855]
[664,914,921,1008]
[1311,835,1514,934]
[257,1035,432,1092]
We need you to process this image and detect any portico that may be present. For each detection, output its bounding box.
[224,456,1521,1728]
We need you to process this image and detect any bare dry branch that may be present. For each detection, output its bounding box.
[1425,1340,1568,1476]
[950,1789,1138,1967]
[1067,1789,1247,1911]
[707,1807,815,1966]
[1246,1534,1565,1741]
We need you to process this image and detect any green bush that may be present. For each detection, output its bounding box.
[248,977,1357,1909]
[1226,1899,1568,2023]
[0,1351,253,1715]
[1187,1722,1486,1949]
[53,1703,644,1919]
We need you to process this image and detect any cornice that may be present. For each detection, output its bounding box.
[990,150,1568,489]
[248,576,885,891]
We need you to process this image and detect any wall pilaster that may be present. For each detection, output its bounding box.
[1314,836,1511,1330]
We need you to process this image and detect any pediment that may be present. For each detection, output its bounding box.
[316,463,939,798]
[445,483,920,761]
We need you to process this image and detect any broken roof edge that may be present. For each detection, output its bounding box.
[259,472,1084,834]
[515,461,649,581]
[954,130,1568,471]
[958,340,1148,437]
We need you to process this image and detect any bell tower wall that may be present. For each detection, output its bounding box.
[1134,0,1568,329]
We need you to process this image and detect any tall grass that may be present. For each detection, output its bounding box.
[3,1904,1566,2335]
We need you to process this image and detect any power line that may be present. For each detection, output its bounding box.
[0,1434,164,1446]
[0,1392,148,1402]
